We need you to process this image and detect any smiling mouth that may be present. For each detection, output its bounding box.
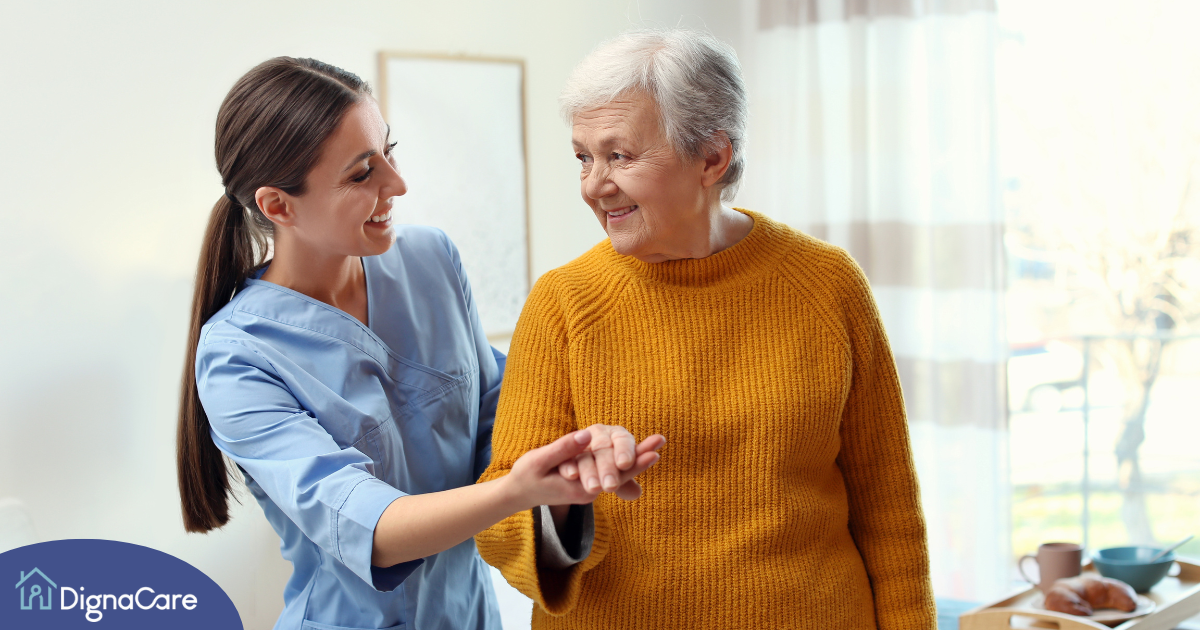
[606,205,638,218]
[367,209,392,223]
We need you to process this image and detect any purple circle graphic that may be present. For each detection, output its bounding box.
[3,539,242,629]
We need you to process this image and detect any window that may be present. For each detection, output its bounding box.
[999,0,1200,566]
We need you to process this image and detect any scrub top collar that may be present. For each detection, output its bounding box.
[242,256,403,369]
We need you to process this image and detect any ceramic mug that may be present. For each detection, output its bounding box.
[1019,542,1084,593]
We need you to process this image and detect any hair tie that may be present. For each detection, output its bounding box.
[225,190,240,206]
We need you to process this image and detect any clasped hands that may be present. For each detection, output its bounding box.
[507,425,666,518]
[560,425,666,501]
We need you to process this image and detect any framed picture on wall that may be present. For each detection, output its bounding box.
[377,52,531,340]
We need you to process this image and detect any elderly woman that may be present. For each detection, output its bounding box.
[476,29,935,629]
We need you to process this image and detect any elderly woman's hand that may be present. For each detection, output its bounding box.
[558,425,666,496]
[549,427,665,532]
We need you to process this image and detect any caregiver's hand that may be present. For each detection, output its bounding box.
[373,430,607,568]
[504,430,607,509]
[559,425,666,495]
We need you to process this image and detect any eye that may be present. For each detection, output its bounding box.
[384,141,398,159]
[351,167,373,183]
[576,152,593,164]
[611,152,629,161]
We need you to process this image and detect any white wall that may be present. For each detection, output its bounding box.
[0,1,744,628]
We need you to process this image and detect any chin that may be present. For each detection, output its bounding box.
[365,232,396,256]
[607,233,645,258]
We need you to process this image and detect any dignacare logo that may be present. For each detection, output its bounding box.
[17,566,198,620]
[3,539,241,629]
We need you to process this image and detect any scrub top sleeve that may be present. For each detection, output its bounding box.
[475,347,504,480]
[197,340,418,591]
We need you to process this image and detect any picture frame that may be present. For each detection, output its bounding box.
[377,52,532,340]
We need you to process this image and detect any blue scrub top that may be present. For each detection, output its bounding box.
[196,225,504,630]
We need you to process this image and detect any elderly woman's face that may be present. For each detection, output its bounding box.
[572,93,711,263]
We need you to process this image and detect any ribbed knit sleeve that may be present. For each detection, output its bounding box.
[828,251,937,630]
[474,272,611,615]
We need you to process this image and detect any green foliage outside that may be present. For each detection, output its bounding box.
[1012,484,1200,561]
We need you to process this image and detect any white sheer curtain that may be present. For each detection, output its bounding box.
[739,0,1010,601]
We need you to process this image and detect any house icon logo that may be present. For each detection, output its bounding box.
[15,567,56,611]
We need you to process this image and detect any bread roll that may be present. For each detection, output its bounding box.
[1044,576,1137,616]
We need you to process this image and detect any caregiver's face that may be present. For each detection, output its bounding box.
[287,98,407,257]
[572,92,708,263]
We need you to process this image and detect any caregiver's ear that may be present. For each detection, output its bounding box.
[255,186,296,227]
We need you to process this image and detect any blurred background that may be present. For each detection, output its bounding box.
[1,0,1197,628]
[1000,0,1200,601]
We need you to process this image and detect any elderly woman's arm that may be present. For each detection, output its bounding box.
[834,256,938,629]
[474,272,614,614]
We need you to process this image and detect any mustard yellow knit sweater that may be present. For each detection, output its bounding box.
[476,210,935,629]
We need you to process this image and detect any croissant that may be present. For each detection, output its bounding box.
[1044,576,1137,616]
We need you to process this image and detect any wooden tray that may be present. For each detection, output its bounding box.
[960,558,1200,630]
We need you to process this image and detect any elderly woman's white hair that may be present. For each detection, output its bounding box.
[560,29,748,202]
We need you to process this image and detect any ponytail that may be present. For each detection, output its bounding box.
[176,196,266,532]
[177,56,369,533]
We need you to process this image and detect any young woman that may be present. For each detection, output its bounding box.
[175,57,662,630]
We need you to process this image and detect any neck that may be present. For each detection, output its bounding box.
[637,203,754,263]
[707,206,754,257]
[261,233,367,322]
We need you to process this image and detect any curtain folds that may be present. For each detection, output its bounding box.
[742,0,1009,600]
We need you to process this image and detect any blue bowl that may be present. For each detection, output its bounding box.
[1093,546,1176,593]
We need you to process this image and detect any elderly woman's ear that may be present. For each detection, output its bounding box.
[700,132,734,189]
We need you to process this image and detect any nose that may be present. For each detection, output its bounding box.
[582,162,617,201]
[381,157,408,198]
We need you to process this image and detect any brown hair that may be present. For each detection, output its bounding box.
[178,57,370,532]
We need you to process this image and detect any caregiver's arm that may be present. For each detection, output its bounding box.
[371,430,659,568]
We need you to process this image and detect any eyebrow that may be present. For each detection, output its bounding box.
[342,149,377,173]
[572,134,621,151]
[342,125,392,173]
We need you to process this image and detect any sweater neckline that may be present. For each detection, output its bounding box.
[609,209,791,289]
